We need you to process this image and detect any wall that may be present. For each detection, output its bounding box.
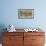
[0,0,46,30]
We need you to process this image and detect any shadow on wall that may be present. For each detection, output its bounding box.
[0,24,7,43]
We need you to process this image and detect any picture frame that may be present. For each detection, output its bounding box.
[18,9,34,19]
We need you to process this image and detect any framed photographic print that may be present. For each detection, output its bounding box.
[18,9,34,19]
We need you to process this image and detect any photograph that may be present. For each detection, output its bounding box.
[18,9,34,19]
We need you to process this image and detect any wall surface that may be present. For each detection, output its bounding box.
[0,0,46,30]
